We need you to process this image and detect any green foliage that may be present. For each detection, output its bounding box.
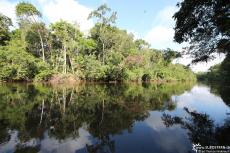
[80,55,107,80]
[24,23,50,61]
[88,4,117,26]
[163,48,181,64]
[16,2,41,18]
[34,62,53,81]
[0,3,196,82]
[197,55,230,84]
[174,0,230,62]
[0,13,12,46]
[0,30,51,81]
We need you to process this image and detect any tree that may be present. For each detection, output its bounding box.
[0,13,12,46]
[25,23,49,58]
[50,20,82,74]
[88,4,117,64]
[163,48,181,64]
[173,0,230,62]
[16,2,46,62]
[0,29,51,81]
[135,39,150,50]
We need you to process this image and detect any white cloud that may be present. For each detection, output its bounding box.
[38,0,94,32]
[173,53,225,72]
[0,0,17,27]
[145,26,176,49]
[145,5,224,72]
[175,85,230,124]
[190,54,225,72]
[153,6,176,26]
[144,6,180,50]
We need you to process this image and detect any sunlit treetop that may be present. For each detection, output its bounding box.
[88,4,117,26]
[16,2,42,18]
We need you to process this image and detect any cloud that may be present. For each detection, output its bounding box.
[144,6,181,50]
[190,54,225,72]
[145,26,175,49]
[173,53,225,72]
[145,5,224,72]
[0,0,17,27]
[175,85,230,124]
[38,0,94,32]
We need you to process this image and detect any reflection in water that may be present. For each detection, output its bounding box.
[0,82,229,153]
[162,107,230,146]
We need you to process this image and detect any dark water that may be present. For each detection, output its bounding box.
[0,82,229,153]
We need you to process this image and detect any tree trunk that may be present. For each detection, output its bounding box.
[100,99,105,126]
[102,43,105,65]
[38,31,45,62]
[62,88,66,114]
[39,99,45,125]
[31,16,46,62]
[63,44,67,74]
[69,57,74,73]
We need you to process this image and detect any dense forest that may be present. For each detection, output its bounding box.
[0,2,196,82]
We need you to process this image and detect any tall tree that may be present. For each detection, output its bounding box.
[88,4,117,64]
[16,2,46,62]
[0,13,12,46]
[50,20,82,74]
[173,0,230,62]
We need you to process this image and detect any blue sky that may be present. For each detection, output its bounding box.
[0,0,225,72]
[1,0,182,49]
[78,0,179,36]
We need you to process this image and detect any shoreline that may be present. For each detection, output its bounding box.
[0,79,196,85]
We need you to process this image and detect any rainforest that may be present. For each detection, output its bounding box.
[0,0,229,153]
[0,3,196,83]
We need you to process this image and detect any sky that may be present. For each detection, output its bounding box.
[0,0,225,72]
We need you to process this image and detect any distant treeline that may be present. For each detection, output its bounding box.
[197,55,230,84]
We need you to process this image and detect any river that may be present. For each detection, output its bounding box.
[0,82,229,153]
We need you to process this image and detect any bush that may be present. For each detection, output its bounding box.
[35,70,53,81]
[80,55,107,80]
[0,46,39,81]
[105,65,126,81]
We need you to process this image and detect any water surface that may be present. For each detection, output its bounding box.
[0,83,229,153]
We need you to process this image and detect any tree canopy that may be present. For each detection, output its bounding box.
[173,0,230,62]
[16,2,41,18]
[0,13,12,46]
[0,3,196,82]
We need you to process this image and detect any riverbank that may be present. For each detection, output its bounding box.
[0,73,197,85]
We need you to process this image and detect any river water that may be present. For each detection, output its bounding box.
[0,82,229,153]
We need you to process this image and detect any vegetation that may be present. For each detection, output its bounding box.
[174,0,229,63]
[197,55,230,84]
[0,2,195,82]
[174,0,229,84]
[162,107,230,146]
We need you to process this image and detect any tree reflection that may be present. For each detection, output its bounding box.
[14,146,40,153]
[0,82,194,152]
[209,83,230,106]
[162,107,230,146]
